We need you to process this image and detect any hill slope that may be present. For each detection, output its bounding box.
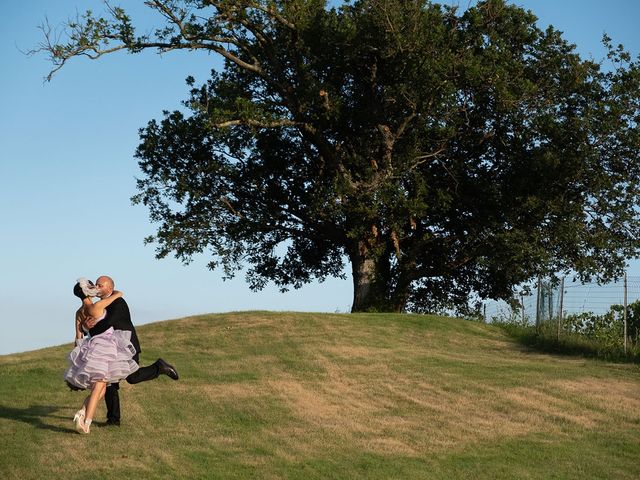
[1,312,639,479]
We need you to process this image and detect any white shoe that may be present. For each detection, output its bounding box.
[73,409,85,423]
[74,416,90,434]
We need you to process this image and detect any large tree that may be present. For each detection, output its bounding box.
[38,0,640,313]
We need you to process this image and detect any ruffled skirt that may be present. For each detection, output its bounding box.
[64,327,139,390]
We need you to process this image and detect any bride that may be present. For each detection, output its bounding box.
[63,278,139,434]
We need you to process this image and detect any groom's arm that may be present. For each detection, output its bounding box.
[85,312,114,336]
[85,298,128,336]
[102,298,130,331]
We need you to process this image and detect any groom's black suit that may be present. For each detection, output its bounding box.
[89,297,140,352]
[88,296,161,423]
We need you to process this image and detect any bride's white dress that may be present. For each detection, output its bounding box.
[63,312,139,390]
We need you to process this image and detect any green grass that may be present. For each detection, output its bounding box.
[1,311,640,479]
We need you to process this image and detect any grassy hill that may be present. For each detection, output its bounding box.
[1,311,639,479]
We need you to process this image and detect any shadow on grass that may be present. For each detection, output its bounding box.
[499,324,640,364]
[0,404,73,433]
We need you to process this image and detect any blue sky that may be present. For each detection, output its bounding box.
[1,1,639,355]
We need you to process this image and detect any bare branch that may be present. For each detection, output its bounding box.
[252,4,296,29]
[411,146,447,166]
[220,196,243,218]
[205,0,297,30]
[213,118,302,129]
[395,111,417,139]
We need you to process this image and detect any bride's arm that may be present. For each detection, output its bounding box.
[74,307,85,340]
[85,291,123,319]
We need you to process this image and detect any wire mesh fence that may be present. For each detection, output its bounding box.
[483,275,640,353]
[485,275,640,320]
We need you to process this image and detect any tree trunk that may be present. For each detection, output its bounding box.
[350,241,409,313]
[351,253,380,312]
[391,292,410,313]
[390,261,417,313]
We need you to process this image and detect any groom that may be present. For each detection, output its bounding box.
[82,275,179,426]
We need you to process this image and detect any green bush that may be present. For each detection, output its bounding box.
[564,300,640,349]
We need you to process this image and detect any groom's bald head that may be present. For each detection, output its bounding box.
[96,275,115,298]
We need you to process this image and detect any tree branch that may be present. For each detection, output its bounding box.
[213,118,302,128]
[32,2,266,81]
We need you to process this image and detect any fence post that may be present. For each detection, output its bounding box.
[624,272,628,355]
[536,276,541,330]
[558,277,564,342]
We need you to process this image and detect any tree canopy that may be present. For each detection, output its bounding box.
[38,0,640,313]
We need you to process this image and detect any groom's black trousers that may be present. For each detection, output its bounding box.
[105,354,160,422]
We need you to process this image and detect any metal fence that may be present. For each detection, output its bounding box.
[484,274,640,352]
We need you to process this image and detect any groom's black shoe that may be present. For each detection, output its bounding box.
[99,419,120,427]
[157,358,179,380]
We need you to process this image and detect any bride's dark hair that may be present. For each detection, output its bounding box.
[74,277,99,299]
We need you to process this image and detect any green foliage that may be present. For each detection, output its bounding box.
[564,311,623,348]
[564,299,640,349]
[40,0,640,312]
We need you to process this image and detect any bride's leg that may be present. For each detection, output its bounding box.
[85,381,107,425]
[73,395,89,422]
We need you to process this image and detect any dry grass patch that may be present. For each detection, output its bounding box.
[259,350,545,457]
[3,312,640,480]
[552,377,640,422]
[498,385,604,428]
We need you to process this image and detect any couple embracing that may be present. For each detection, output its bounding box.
[64,275,179,434]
